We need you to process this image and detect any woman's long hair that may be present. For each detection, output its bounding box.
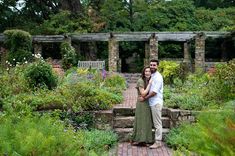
[141,66,151,89]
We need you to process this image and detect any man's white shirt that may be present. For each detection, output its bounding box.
[149,71,163,106]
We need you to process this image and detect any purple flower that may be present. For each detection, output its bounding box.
[102,69,107,80]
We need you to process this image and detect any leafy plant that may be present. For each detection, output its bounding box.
[203,59,235,102]
[0,66,30,98]
[0,113,81,156]
[77,129,118,155]
[166,101,235,155]
[3,29,33,65]
[24,60,58,90]
[158,60,181,84]
[104,74,126,90]
[60,41,77,70]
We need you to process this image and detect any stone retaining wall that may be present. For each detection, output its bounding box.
[93,108,198,131]
[167,108,198,128]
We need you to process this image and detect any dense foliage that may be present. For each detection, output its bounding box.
[0,61,122,155]
[60,41,77,70]
[164,59,235,110]
[1,0,234,72]
[3,29,32,65]
[166,101,235,155]
[24,60,58,90]
[1,63,125,112]
[158,60,181,84]
[0,113,117,155]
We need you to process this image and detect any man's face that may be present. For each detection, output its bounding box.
[150,62,157,73]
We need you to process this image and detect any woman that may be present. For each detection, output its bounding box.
[132,66,154,145]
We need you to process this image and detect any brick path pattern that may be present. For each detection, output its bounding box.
[112,83,172,156]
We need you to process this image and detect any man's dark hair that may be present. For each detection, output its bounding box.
[150,59,159,65]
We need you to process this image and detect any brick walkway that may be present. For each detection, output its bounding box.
[112,83,173,156]
[113,83,138,108]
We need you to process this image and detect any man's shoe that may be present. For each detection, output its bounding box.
[149,143,161,149]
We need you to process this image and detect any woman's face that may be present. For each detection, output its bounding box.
[144,68,151,78]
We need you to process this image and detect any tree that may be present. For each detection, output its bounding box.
[194,0,235,9]
[60,0,83,14]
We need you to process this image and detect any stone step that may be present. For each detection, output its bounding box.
[113,107,168,117]
[113,116,170,129]
[122,73,141,84]
[114,128,170,142]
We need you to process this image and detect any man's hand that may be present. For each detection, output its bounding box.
[138,96,145,102]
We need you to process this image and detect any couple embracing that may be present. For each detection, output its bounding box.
[132,59,164,149]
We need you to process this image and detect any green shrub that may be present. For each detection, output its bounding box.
[3,90,67,112]
[60,41,77,70]
[0,114,81,156]
[166,101,235,155]
[0,112,118,156]
[24,60,58,90]
[64,83,122,111]
[77,129,118,155]
[165,93,207,110]
[3,29,32,65]
[104,74,127,90]
[73,112,95,129]
[158,60,181,84]
[0,66,30,98]
[203,59,235,102]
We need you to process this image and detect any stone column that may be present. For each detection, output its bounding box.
[195,33,205,71]
[183,41,193,72]
[144,42,150,66]
[108,34,119,72]
[149,33,158,60]
[183,41,190,63]
[33,43,42,56]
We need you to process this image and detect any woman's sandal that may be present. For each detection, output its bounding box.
[131,142,140,146]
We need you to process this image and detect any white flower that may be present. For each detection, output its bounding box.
[35,53,41,59]
[25,61,28,64]
[13,58,15,61]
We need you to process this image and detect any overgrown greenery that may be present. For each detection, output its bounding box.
[0,58,126,112]
[24,60,58,90]
[0,0,234,66]
[0,59,123,155]
[166,101,235,155]
[3,29,32,65]
[0,113,117,155]
[158,60,181,84]
[60,41,77,70]
[164,59,235,110]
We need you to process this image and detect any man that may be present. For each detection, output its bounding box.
[140,59,164,148]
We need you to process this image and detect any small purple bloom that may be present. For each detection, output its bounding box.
[102,69,107,79]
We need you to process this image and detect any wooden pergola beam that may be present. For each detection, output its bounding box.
[33,35,65,43]
[0,31,230,43]
[70,31,229,42]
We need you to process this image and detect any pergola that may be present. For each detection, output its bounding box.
[0,31,230,72]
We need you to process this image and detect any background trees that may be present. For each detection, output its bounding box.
[1,0,234,33]
[0,0,234,72]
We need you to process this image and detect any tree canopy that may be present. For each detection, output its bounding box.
[0,0,234,34]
